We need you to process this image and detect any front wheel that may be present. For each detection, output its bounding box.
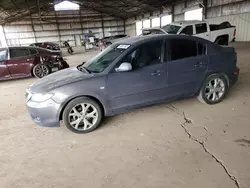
[62,97,103,133]
[198,74,228,104]
[33,64,51,78]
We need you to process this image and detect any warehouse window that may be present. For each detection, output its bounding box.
[143,19,150,28]
[161,15,172,27]
[184,8,203,21]
[152,17,160,27]
[136,21,143,36]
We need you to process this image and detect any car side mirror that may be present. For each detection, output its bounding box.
[115,62,132,72]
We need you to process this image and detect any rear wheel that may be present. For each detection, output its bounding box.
[33,64,51,78]
[215,37,228,45]
[62,97,103,133]
[198,74,228,104]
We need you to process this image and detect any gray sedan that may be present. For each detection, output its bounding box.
[26,35,239,133]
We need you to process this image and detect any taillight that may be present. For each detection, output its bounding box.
[234,28,236,36]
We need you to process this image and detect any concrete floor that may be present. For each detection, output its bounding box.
[0,43,250,188]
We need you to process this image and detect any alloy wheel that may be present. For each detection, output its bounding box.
[68,103,98,131]
[205,78,225,102]
[35,64,49,78]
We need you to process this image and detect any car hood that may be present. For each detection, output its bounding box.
[29,67,92,93]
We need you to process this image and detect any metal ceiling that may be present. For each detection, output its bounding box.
[0,0,174,24]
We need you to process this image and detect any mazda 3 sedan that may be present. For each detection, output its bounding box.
[26,35,239,133]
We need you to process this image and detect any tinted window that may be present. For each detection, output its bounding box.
[169,39,197,60]
[122,40,162,69]
[29,48,38,55]
[197,43,206,55]
[10,48,29,58]
[195,23,207,34]
[180,26,193,35]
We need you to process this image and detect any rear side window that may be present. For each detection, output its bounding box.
[195,23,207,34]
[197,43,206,55]
[169,39,197,60]
[29,48,38,55]
[10,48,29,58]
[180,26,193,35]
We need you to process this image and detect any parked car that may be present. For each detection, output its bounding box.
[0,46,69,80]
[26,35,239,133]
[142,20,236,45]
[30,42,61,54]
[101,34,128,47]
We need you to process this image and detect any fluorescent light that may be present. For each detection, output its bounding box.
[54,1,79,11]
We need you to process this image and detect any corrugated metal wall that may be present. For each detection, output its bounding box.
[3,9,125,47]
[124,0,250,41]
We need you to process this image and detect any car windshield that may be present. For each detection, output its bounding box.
[0,48,7,61]
[82,44,129,73]
[162,24,181,34]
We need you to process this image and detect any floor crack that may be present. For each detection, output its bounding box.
[180,123,241,188]
[167,104,240,188]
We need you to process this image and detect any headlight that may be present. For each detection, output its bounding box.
[31,93,54,102]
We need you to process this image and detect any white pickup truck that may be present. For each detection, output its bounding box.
[142,20,236,45]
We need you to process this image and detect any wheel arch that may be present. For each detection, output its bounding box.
[214,35,229,44]
[196,72,229,95]
[58,95,106,121]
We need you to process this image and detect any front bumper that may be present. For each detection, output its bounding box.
[26,99,61,127]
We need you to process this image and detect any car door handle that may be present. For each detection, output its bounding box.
[151,70,161,76]
[26,58,32,61]
[195,62,206,67]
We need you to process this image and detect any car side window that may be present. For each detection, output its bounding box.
[29,48,38,55]
[197,43,207,55]
[180,26,193,35]
[168,39,198,61]
[195,23,207,34]
[10,48,29,59]
[121,40,163,69]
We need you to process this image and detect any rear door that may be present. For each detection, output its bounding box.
[7,47,35,76]
[166,38,208,97]
[194,23,210,41]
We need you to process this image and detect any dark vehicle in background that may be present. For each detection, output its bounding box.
[26,35,239,134]
[0,46,69,80]
[101,34,128,47]
[30,42,61,53]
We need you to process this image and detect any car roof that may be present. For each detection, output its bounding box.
[116,34,213,46]
[170,20,206,26]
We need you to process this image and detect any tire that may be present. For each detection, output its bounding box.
[215,37,228,46]
[33,64,51,78]
[61,61,69,69]
[197,74,228,105]
[62,97,103,133]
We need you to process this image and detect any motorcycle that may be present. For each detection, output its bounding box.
[63,40,74,55]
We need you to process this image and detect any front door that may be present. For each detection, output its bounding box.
[7,47,33,77]
[166,38,208,97]
[107,39,168,111]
